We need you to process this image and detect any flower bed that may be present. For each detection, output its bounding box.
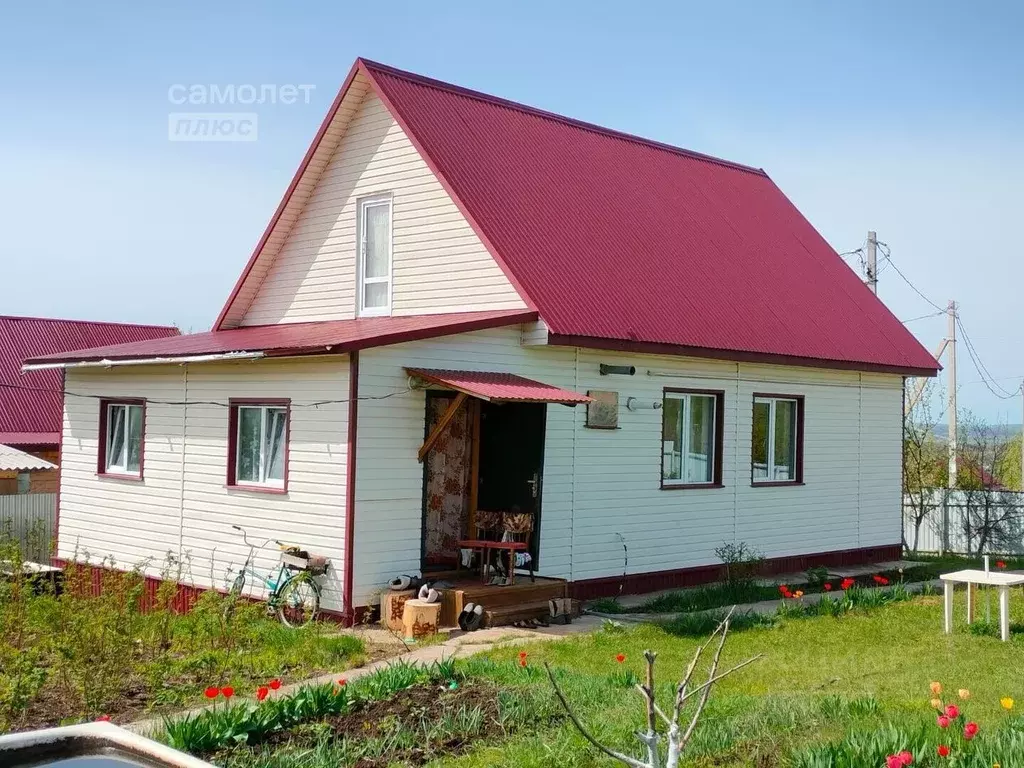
[588,563,938,616]
[162,659,559,767]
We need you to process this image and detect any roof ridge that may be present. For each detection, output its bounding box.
[0,314,179,331]
[359,59,768,177]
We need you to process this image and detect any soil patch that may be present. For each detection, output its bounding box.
[261,681,510,767]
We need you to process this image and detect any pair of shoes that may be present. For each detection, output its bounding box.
[418,583,440,603]
[458,602,484,631]
[389,574,425,592]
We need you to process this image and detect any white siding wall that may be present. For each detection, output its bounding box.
[354,329,904,600]
[58,357,350,612]
[239,91,525,326]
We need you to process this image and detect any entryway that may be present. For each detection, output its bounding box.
[419,393,546,571]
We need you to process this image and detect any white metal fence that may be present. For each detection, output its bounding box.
[0,493,56,562]
[904,489,1024,555]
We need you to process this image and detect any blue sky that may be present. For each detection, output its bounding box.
[1,1,1021,419]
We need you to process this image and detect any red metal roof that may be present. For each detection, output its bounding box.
[354,60,938,376]
[0,316,179,445]
[24,310,536,366]
[405,368,592,404]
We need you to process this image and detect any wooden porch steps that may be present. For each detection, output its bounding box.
[483,599,553,628]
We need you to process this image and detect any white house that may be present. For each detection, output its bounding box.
[26,59,938,623]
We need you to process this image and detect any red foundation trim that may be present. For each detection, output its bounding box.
[568,544,903,601]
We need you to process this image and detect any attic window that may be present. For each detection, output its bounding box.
[357,195,392,317]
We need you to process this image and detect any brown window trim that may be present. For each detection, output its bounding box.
[750,392,805,487]
[97,398,146,481]
[660,387,725,490]
[227,398,291,494]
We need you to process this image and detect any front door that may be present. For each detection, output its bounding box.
[477,401,546,562]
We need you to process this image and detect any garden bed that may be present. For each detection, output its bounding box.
[0,542,368,733]
[586,562,940,616]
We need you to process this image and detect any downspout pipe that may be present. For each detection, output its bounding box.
[343,351,359,625]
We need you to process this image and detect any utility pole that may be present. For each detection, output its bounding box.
[1020,380,1024,491]
[866,231,878,294]
[947,300,958,488]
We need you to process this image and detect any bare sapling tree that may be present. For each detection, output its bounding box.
[545,607,761,768]
[903,380,948,553]
[958,411,1021,554]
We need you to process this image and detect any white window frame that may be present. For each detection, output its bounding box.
[104,402,143,476]
[662,391,719,487]
[752,396,800,484]
[233,404,288,489]
[356,194,393,317]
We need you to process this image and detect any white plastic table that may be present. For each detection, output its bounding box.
[940,569,1024,641]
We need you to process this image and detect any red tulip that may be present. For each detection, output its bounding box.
[519,651,527,659]
[997,561,1007,569]
[256,686,269,702]
[337,678,347,686]
[880,576,889,585]
[937,715,950,729]
[944,704,959,719]
[95,714,111,722]
[964,721,978,740]
[268,679,281,690]
[898,750,913,765]
[823,583,833,591]
[779,585,789,595]
[204,686,219,699]
[937,744,949,758]
[221,686,234,699]
[519,656,528,667]
[886,756,901,768]
[616,653,626,663]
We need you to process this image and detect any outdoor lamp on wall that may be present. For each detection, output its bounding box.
[626,397,662,411]
[599,364,636,376]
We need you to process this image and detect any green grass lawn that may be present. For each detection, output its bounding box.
[430,590,1024,767]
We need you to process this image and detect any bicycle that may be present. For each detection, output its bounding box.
[223,524,324,628]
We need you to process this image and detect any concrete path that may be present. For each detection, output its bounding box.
[126,615,604,735]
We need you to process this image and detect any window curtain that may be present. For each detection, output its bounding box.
[266,408,287,481]
[126,405,143,473]
[107,405,126,468]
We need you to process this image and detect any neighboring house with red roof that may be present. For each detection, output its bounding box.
[0,316,178,495]
[25,60,938,623]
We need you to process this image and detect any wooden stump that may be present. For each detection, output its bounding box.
[402,598,442,640]
[382,590,416,632]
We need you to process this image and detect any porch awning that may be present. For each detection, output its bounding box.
[405,368,592,405]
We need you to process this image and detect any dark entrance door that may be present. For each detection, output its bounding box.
[477,401,546,562]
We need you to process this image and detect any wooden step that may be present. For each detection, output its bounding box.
[483,599,555,628]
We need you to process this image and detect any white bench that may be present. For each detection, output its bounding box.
[940,569,1024,641]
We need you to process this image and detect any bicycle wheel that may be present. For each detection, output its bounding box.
[276,574,320,628]
[223,571,246,621]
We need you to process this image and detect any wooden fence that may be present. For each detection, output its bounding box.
[0,493,56,561]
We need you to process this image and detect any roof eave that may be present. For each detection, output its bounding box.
[546,334,940,378]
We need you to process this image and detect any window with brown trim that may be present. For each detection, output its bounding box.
[751,394,805,485]
[98,399,145,479]
[227,400,290,492]
[661,388,724,489]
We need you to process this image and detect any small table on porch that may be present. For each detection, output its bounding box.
[457,539,529,585]
[940,569,1024,641]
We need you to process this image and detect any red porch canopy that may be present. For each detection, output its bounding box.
[405,368,591,405]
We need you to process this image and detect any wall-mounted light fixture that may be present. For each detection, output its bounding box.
[599,364,636,376]
[626,397,662,411]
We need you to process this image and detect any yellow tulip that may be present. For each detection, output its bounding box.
[1001,697,1014,711]
[959,688,971,700]
[930,681,943,695]
[794,590,804,598]
[930,698,942,709]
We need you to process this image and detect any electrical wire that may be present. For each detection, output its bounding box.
[0,379,415,408]
[954,317,1020,400]
[875,241,946,313]
[901,310,945,324]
